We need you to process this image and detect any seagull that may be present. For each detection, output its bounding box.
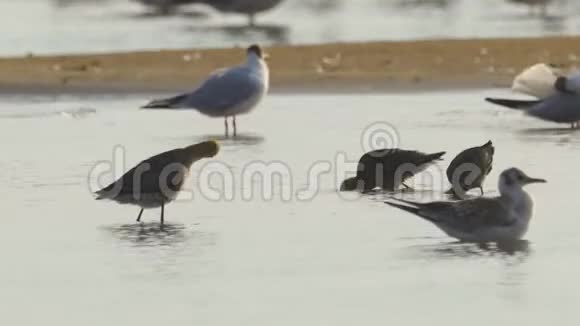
[486,64,580,128]
[142,44,269,138]
[340,149,445,192]
[386,167,546,243]
[94,141,219,226]
[446,140,494,197]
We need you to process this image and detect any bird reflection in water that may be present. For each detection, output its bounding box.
[298,0,344,13]
[387,0,457,10]
[403,239,531,258]
[516,127,580,146]
[194,133,265,147]
[186,24,289,44]
[103,223,219,279]
[106,223,189,247]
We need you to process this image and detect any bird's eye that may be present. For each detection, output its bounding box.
[517,174,524,181]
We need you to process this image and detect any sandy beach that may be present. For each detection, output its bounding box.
[2,36,580,93]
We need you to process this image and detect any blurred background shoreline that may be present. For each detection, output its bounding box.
[3,0,580,93]
[2,35,580,94]
[4,0,580,56]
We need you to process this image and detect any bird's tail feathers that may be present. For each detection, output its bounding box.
[94,191,107,200]
[385,200,421,215]
[387,197,421,207]
[141,94,188,109]
[485,98,540,110]
[427,151,446,161]
[94,185,115,200]
[385,198,439,223]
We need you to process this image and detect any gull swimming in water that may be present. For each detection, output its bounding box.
[386,167,546,243]
[142,45,269,138]
[340,149,445,192]
[486,64,580,128]
[95,141,219,226]
[446,140,494,197]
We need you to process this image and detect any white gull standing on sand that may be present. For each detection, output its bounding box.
[386,168,545,243]
[142,45,269,138]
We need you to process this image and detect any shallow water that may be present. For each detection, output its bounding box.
[1,90,580,324]
[3,0,580,55]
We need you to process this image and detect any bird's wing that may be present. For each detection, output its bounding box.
[95,148,186,199]
[387,197,513,232]
[512,63,558,98]
[447,146,493,182]
[141,93,189,109]
[417,197,514,232]
[527,93,580,123]
[181,66,263,114]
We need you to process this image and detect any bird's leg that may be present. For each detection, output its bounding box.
[402,182,414,192]
[160,203,165,227]
[136,208,144,222]
[477,242,490,251]
[479,187,484,196]
[224,116,229,138]
[248,13,256,27]
[540,4,547,17]
[233,115,237,138]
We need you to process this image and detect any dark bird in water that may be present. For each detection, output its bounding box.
[446,141,494,197]
[95,141,219,226]
[340,149,445,192]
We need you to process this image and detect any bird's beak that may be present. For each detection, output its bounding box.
[525,176,547,184]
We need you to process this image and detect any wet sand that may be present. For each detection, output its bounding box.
[2,36,580,93]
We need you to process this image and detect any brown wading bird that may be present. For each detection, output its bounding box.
[94,141,219,225]
[446,141,495,197]
[340,149,446,192]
